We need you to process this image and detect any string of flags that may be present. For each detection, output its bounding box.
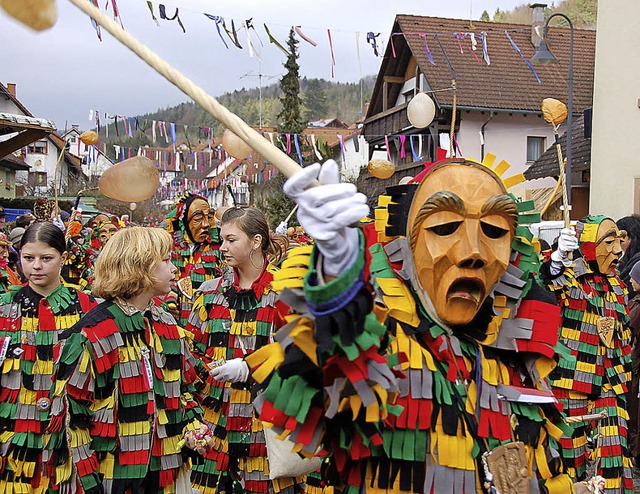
[85,1,543,82]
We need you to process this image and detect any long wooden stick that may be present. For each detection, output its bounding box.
[552,127,571,228]
[66,0,303,179]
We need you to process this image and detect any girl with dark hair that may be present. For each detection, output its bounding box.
[616,214,640,295]
[0,221,97,492]
[187,207,303,494]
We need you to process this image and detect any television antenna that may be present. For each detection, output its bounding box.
[240,60,280,129]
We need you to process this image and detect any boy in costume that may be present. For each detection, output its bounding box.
[248,158,575,494]
[540,217,633,493]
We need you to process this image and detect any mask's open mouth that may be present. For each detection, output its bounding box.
[447,278,485,304]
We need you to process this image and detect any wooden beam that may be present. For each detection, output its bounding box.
[0,129,48,160]
[383,76,405,84]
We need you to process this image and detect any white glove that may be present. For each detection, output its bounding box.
[53,215,65,231]
[283,160,369,278]
[275,221,288,235]
[209,358,250,383]
[551,227,579,268]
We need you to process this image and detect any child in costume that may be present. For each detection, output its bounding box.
[49,227,206,493]
[248,159,575,494]
[164,193,223,327]
[0,233,21,291]
[0,222,97,492]
[186,207,308,494]
[540,217,633,493]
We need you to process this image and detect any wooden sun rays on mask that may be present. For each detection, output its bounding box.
[468,153,526,191]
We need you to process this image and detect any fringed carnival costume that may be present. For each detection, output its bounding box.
[540,215,633,493]
[164,194,223,327]
[187,255,317,494]
[247,157,575,494]
[47,300,203,493]
[0,283,96,492]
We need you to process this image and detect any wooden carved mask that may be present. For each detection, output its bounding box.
[186,198,215,244]
[97,223,118,247]
[407,162,517,326]
[594,219,624,275]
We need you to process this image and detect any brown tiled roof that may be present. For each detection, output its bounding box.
[524,113,590,180]
[366,15,595,117]
[49,133,87,179]
[0,154,30,171]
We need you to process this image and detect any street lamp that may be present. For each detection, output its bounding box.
[531,13,574,207]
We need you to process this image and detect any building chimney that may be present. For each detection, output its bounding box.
[6,83,16,97]
[530,3,547,49]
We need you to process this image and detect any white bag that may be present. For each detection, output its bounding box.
[263,426,323,480]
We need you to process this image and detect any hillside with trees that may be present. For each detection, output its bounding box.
[99,76,375,160]
[480,0,597,28]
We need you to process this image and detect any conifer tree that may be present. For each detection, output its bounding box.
[304,79,328,123]
[277,28,305,135]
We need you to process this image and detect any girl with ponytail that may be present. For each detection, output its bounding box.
[187,207,305,494]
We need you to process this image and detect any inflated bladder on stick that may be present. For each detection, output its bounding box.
[222,129,252,160]
[407,92,436,129]
[99,156,159,202]
[541,98,568,127]
[80,130,99,146]
[0,0,57,31]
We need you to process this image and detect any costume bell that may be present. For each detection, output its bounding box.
[248,158,575,494]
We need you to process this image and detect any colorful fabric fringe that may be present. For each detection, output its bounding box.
[248,221,574,494]
[164,194,223,327]
[187,259,308,494]
[542,254,633,493]
[49,300,202,493]
[0,284,96,493]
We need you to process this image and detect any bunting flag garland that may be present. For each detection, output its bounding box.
[482,32,491,65]
[419,33,436,65]
[327,29,336,77]
[295,26,317,47]
[294,133,303,165]
[222,18,243,49]
[204,14,229,49]
[170,122,177,150]
[89,0,102,41]
[146,0,159,26]
[263,23,290,57]
[159,4,186,33]
[366,32,381,56]
[244,18,262,59]
[505,30,541,83]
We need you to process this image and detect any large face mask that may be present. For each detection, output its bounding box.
[98,223,118,247]
[407,163,517,326]
[594,219,624,275]
[187,198,215,243]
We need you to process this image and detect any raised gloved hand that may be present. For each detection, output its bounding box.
[283,160,369,278]
[209,358,250,383]
[53,215,65,231]
[551,227,579,267]
[275,221,288,235]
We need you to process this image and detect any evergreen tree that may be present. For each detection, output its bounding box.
[277,28,305,135]
[304,79,328,123]
[479,10,491,21]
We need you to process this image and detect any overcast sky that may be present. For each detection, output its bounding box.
[1,0,528,129]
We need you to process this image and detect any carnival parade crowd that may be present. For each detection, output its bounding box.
[1,157,640,494]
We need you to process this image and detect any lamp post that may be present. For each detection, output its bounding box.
[531,13,574,208]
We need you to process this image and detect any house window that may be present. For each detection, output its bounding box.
[28,172,47,186]
[27,140,48,154]
[527,136,546,162]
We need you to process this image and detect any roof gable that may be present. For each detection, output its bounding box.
[367,15,595,117]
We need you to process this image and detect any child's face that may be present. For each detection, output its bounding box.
[632,278,640,292]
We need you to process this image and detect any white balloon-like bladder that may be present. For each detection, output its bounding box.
[407,92,436,129]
